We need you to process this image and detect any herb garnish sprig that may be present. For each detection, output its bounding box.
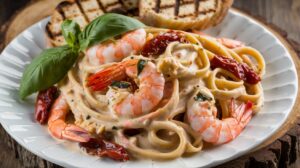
[19,13,145,99]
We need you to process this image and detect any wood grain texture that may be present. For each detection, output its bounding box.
[233,0,300,44]
[0,0,300,167]
[3,0,64,46]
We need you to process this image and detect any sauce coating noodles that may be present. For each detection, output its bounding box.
[57,28,265,159]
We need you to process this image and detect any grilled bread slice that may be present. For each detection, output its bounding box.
[139,0,233,30]
[122,0,138,10]
[46,0,136,47]
[46,0,232,47]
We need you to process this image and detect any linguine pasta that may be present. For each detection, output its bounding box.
[57,28,265,160]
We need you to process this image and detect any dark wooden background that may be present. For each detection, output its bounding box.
[0,0,300,167]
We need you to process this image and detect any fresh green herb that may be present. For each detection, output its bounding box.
[111,81,131,89]
[137,59,147,75]
[79,13,145,51]
[61,20,81,49]
[194,92,212,102]
[19,45,78,99]
[19,14,144,99]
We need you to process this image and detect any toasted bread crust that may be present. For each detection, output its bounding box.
[139,0,233,30]
[46,0,132,47]
[46,0,233,47]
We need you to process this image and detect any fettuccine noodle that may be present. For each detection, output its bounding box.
[57,28,265,159]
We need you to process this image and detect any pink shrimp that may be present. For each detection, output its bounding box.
[87,59,165,117]
[192,30,244,49]
[86,29,146,65]
[48,95,91,142]
[187,87,253,144]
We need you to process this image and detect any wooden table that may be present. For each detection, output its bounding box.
[0,0,300,167]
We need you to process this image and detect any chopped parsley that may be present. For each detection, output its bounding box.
[111,81,131,89]
[112,126,118,130]
[194,92,212,102]
[137,59,147,75]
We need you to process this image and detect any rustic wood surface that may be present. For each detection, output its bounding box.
[0,0,300,167]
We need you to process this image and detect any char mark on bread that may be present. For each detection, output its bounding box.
[46,0,130,47]
[139,0,233,30]
[46,0,233,47]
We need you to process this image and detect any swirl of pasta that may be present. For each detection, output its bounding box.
[171,120,203,153]
[207,68,246,99]
[50,27,265,160]
[238,83,264,113]
[196,34,234,59]
[157,42,210,78]
[233,47,266,76]
[115,121,188,160]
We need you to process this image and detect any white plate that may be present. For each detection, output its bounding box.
[0,10,298,168]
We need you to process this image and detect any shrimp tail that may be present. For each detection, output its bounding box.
[226,100,253,141]
[192,30,244,49]
[230,99,253,122]
[87,64,127,91]
[87,60,138,91]
[216,38,245,49]
[239,101,253,125]
[48,95,91,142]
[63,124,91,142]
[218,101,253,144]
[49,120,91,142]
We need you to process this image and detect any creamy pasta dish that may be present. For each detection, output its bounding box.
[20,13,266,161]
[41,27,265,160]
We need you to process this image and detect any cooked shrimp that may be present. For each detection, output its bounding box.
[216,38,244,49]
[86,29,146,65]
[87,59,165,118]
[192,30,244,49]
[48,95,91,142]
[187,87,253,144]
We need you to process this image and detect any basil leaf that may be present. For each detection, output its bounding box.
[137,59,147,75]
[194,92,212,102]
[61,20,81,49]
[19,45,78,99]
[79,13,145,51]
[111,81,131,89]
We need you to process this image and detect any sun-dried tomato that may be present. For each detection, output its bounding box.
[141,31,187,57]
[79,138,129,161]
[35,86,58,124]
[210,55,261,84]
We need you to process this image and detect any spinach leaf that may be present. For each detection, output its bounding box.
[19,45,78,99]
[61,20,81,49]
[79,13,145,51]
